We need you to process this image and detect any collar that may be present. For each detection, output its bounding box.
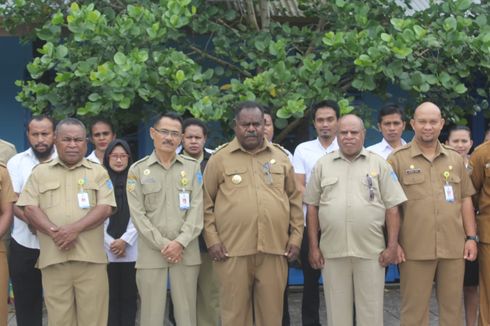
[228,137,271,154]
[182,150,204,163]
[147,151,184,167]
[26,147,57,162]
[49,157,92,169]
[315,137,338,151]
[408,140,448,158]
[380,137,406,151]
[332,147,368,161]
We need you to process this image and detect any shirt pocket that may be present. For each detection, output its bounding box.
[270,165,285,190]
[83,183,98,208]
[361,175,380,202]
[142,183,162,212]
[320,177,338,202]
[39,181,61,209]
[446,174,461,200]
[402,173,425,200]
[224,167,248,188]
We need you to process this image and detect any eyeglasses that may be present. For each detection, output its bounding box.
[366,174,374,201]
[60,137,86,144]
[153,128,181,138]
[92,131,112,138]
[109,154,129,160]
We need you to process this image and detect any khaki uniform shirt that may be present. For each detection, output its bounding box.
[0,139,16,164]
[16,158,116,269]
[127,152,203,269]
[388,141,475,259]
[469,141,490,243]
[203,138,303,257]
[304,149,407,259]
[0,164,16,250]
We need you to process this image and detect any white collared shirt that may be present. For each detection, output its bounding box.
[7,148,57,249]
[104,218,138,262]
[367,138,407,160]
[87,150,101,164]
[292,137,339,224]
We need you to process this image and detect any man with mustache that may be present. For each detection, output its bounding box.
[203,101,303,326]
[17,118,116,326]
[127,112,203,326]
[388,102,477,326]
[7,115,57,326]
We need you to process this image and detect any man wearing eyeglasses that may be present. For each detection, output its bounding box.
[127,112,203,326]
[17,118,116,326]
[304,114,406,326]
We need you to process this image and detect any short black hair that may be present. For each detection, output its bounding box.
[152,112,184,132]
[55,118,86,136]
[378,104,405,124]
[183,118,208,136]
[234,101,265,120]
[27,115,56,132]
[448,125,471,138]
[90,118,114,135]
[311,100,339,121]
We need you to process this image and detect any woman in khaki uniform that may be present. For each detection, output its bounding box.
[0,164,15,326]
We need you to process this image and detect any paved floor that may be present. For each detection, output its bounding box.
[8,284,444,325]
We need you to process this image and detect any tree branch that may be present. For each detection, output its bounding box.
[244,0,260,31]
[275,113,308,143]
[259,0,270,31]
[188,45,252,78]
[305,18,326,55]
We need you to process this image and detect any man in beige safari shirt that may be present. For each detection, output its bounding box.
[304,114,407,326]
[127,112,203,326]
[17,118,116,326]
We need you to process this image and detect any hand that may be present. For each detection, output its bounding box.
[379,244,398,267]
[162,241,184,264]
[464,240,478,261]
[208,243,228,262]
[284,244,300,262]
[308,246,324,270]
[397,244,406,264]
[50,224,79,251]
[110,239,127,258]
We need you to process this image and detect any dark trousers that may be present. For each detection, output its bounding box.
[107,262,138,326]
[8,239,43,326]
[300,227,322,326]
[282,283,290,325]
[107,262,137,326]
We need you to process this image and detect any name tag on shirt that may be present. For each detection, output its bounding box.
[78,192,90,209]
[444,184,455,203]
[179,191,190,210]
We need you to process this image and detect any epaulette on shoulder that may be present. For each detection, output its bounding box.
[180,154,197,161]
[441,143,459,154]
[391,143,411,155]
[0,139,15,150]
[474,141,490,152]
[0,162,6,168]
[131,155,150,167]
[272,143,289,156]
[213,142,229,153]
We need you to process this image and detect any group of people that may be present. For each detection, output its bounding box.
[0,99,488,326]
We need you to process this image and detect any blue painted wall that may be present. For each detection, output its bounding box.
[0,37,32,152]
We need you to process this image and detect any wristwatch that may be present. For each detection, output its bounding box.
[466,235,480,243]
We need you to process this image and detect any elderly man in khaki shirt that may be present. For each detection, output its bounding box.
[203,101,303,326]
[304,114,407,326]
[388,102,477,326]
[17,118,116,326]
[127,112,203,326]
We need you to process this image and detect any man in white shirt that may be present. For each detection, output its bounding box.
[87,119,116,164]
[7,115,56,326]
[367,104,407,159]
[367,104,406,282]
[292,100,339,326]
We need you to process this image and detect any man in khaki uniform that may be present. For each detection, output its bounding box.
[388,102,477,326]
[0,164,14,326]
[304,115,407,326]
[17,118,116,326]
[127,112,203,326]
[203,101,303,326]
[0,139,16,164]
[469,139,490,325]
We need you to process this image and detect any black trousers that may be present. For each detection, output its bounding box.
[8,239,43,326]
[107,262,137,326]
[300,227,322,326]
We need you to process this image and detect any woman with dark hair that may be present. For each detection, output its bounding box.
[103,139,138,326]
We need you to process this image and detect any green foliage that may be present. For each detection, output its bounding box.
[2,0,490,137]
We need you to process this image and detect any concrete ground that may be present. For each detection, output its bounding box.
[8,284,444,325]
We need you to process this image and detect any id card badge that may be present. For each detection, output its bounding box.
[179,191,190,210]
[78,191,90,209]
[444,184,455,203]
